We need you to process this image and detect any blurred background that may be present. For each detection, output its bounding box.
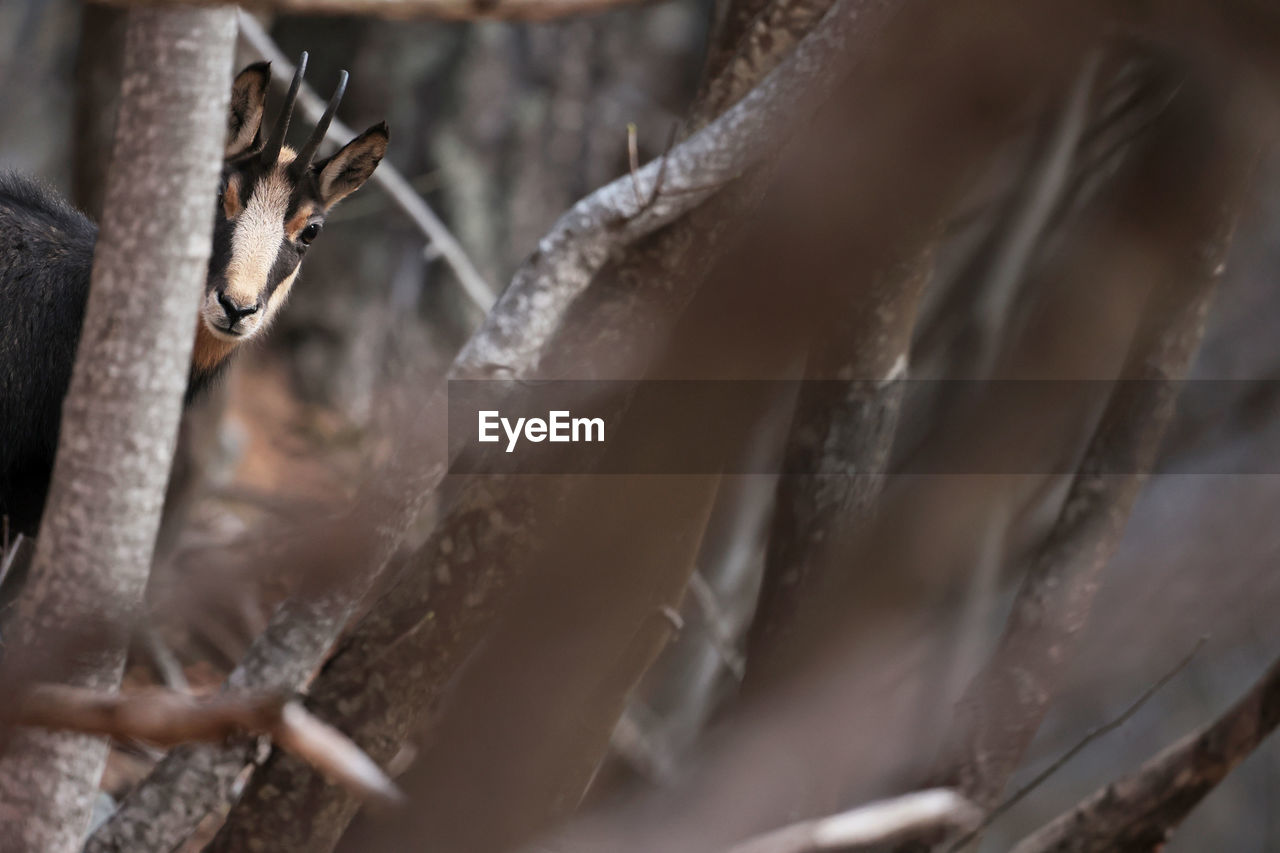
[4,2,1280,850]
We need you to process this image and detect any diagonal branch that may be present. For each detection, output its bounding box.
[1011,653,1280,853]
[926,49,1263,826]
[727,789,981,853]
[6,685,402,808]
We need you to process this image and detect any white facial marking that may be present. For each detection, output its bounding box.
[226,169,289,306]
[203,151,300,343]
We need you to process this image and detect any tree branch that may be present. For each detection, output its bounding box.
[5,685,402,809]
[1011,653,1280,853]
[111,0,651,23]
[728,790,981,853]
[927,49,1262,822]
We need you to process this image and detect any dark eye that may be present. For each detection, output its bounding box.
[299,222,322,245]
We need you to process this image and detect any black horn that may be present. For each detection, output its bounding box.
[293,69,348,176]
[262,51,307,166]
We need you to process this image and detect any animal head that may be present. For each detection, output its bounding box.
[196,53,387,373]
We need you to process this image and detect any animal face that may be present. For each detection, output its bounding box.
[196,56,387,368]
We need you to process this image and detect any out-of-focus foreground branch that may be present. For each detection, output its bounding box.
[108,0,650,23]
[5,685,402,808]
[728,789,980,853]
[926,46,1267,834]
[1011,653,1280,853]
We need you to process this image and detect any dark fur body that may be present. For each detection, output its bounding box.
[0,173,224,535]
[0,172,97,534]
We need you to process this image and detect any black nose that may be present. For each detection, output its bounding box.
[217,292,260,323]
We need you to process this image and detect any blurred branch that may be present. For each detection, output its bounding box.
[693,0,833,128]
[689,569,746,679]
[6,685,403,808]
[947,638,1205,852]
[928,52,1263,823]
[746,243,933,674]
[728,789,981,853]
[1011,653,1280,853]
[237,10,496,312]
[113,0,650,22]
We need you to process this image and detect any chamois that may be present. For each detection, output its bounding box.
[0,54,387,535]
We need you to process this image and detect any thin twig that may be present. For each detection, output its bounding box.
[1011,651,1280,853]
[616,121,681,225]
[688,570,746,680]
[727,789,982,853]
[6,684,403,808]
[138,625,192,694]
[0,532,24,591]
[947,636,1207,852]
[236,11,496,312]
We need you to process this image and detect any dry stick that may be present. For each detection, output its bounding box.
[1011,652,1280,853]
[87,3,865,849]
[236,11,496,313]
[945,637,1206,853]
[111,0,651,23]
[7,685,402,808]
[727,789,982,853]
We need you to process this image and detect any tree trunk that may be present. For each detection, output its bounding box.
[0,8,235,851]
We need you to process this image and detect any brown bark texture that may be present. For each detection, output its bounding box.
[0,7,235,853]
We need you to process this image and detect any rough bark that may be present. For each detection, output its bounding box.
[0,7,234,852]
[746,242,932,674]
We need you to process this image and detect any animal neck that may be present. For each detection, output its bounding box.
[187,321,238,403]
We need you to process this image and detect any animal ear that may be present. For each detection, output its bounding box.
[226,61,270,159]
[315,122,388,209]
